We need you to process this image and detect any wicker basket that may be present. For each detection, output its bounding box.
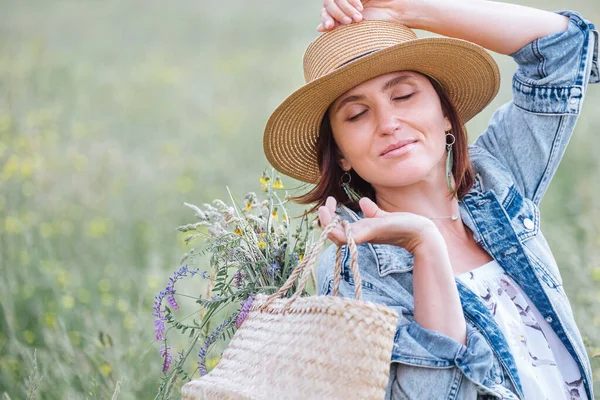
[181,218,399,399]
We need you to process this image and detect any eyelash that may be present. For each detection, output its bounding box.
[346,94,414,121]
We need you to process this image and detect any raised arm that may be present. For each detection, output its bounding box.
[319,0,568,55]
[397,0,568,55]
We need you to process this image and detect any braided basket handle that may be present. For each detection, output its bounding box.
[259,216,363,312]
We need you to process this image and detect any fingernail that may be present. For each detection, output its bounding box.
[353,13,362,22]
[358,3,363,11]
[343,16,352,24]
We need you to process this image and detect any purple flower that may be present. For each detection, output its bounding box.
[153,291,167,341]
[267,262,280,277]
[154,316,166,341]
[201,270,210,279]
[197,347,208,376]
[197,313,238,376]
[164,265,200,312]
[236,294,255,329]
[160,343,173,374]
[152,265,201,341]
[167,294,178,311]
[232,271,244,287]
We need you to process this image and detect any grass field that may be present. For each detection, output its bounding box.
[1,0,599,398]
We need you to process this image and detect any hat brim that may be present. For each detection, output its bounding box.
[263,37,500,184]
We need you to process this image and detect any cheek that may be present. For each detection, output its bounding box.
[331,125,372,160]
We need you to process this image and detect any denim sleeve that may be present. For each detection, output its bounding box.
[316,244,502,399]
[474,11,598,205]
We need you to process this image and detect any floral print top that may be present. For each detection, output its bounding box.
[457,259,587,399]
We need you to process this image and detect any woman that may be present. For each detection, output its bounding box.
[262,0,598,398]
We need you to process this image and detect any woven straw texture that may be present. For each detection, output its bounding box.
[263,20,500,184]
[181,218,399,400]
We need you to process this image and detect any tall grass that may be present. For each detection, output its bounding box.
[0,0,598,398]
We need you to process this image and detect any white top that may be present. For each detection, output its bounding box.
[457,259,587,400]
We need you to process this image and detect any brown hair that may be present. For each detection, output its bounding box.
[292,75,474,214]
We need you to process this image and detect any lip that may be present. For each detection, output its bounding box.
[379,140,418,158]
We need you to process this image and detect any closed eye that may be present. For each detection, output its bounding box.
[347,110,367,121]
[393,93,413,101]
[347,93,414,121]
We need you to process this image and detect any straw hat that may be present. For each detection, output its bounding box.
[263,20,500,184]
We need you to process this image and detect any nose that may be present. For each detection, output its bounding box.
[374,105,401,136]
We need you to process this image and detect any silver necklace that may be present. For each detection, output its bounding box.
[428,213,459,221]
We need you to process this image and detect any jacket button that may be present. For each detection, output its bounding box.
[495,376,502,384]
[545,315,553,323]
[523,218,534,230]
[569,97,578,105]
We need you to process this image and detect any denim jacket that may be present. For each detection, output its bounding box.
[316,11,598,400]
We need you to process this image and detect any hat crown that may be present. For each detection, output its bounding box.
[303,21,418,83]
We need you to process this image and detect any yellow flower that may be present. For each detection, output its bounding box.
[283,214,287,222]
[299,254,304,261]
[207,357,221,369]
[245,202,252,211]
[44,313,57,329]
[100,363,112,377]
[258,241,266,250]
[23,330,35,344]
[234,227,243,235]
[271,210,278,221]
[61,295,75,309]
[259,171,270,185]
[273,177,283,189]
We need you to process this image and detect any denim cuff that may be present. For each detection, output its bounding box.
[510,10,598,114]
[392,320,494,380]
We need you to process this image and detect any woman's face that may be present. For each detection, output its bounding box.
[328,71,451,189]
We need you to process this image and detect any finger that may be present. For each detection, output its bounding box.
[349,0,363,12]
[348,218,383,245]
[328,230,347,246]
[318,206,332,228]
[320,7,335,30]
[326,196,337,215]
[359,197,389,218]
[319,205,348,245]
[335,0,363,22]
[324,0,353,25]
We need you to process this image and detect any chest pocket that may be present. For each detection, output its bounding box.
[503,185,540,242]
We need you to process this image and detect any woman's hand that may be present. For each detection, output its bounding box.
[320,196,466,344]
[317,196,442,254]
[317,0,410,32]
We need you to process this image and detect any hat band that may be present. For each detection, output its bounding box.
[336,49,379,69]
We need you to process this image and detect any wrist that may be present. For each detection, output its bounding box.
[413,222,447,257]
[397,0,434,29]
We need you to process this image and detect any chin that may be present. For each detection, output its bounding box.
[375,162,432,186]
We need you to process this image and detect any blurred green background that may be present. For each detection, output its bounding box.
[0,0,599,398]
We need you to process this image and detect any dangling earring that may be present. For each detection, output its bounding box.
[341,170,361,202]
[445,131,457,198]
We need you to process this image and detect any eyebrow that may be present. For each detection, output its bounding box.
[333,74,414,115]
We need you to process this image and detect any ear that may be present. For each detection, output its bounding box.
[335,146,352,171]
[444,117,452,132]
[338,157,352,171]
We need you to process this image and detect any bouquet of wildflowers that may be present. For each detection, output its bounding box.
[153,169,316,399]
